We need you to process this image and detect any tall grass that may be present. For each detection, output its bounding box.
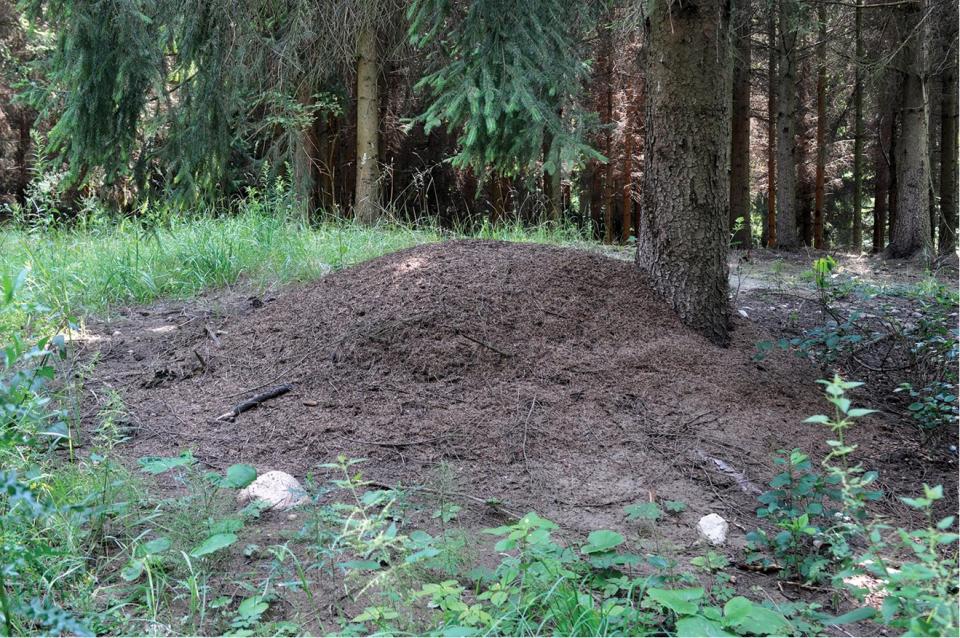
[0,204,600,336]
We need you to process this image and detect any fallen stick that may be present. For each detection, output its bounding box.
[693,448,763,495]
[454,329,513,357]
[216,384,292,421]
[224,353,311,399]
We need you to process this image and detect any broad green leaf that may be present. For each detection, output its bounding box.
[190,532,237,557]
[676,615,734,637]
[121,560,144,582]
[723,597,792,635]
[221,463,257,489]
[646,588,704,616]
[236,595,269,619]
[581,529,625,555]
[140,537,171,556]
[210,518,243,534]
[138,451,195,474]
[821,606,876,625]
[625,501,662,521]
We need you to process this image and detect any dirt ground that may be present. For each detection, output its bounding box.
[69,240,958,632]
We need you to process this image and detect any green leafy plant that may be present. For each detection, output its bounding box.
[896,380,958,436]
[858,484,958,636]
[0,271,92,636]
[135,452,258,561]
[748,376,883,583]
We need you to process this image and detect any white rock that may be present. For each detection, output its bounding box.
[697,513,729,546]
[237,471,308,511]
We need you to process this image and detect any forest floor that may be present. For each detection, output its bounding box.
[63,240,958,633]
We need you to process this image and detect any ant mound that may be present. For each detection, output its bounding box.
[93,240,833,534]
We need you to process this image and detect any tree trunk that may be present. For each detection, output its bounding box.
[603,70,615,244]
[542,128,562,221]
[927,74,941,244]
[294,83,320,222]
[796,50,814,246]
[589,163,603,239]
[851,0,864,251]
[15,111,32,203]
[549,146,561,220]
[814,1,826,249]
[766,6,777,247]
[622,85,635,243]
[315,114,337,214]
[354,23,381,224]
[873,107,893,252]
[888,0,931,259]
[888,108,899,238]
[939,19,958,253]
[730,0,752,249]
[638,0,732,346]
[775,0,799,247]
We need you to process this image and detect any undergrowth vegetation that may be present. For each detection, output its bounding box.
[2,201,957,636]
[2,261,956,635]
[0,187,596,337]
[756,256,959,447]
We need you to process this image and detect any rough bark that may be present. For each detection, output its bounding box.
[638,0,732,346]
[729,0,752,249]
[939,20,958,253]
[354,23,381,225]
[603,68,615,244]
[873,107,893,252]
[813,1,826,249]
[775,0,799,247]
[766,6,777,247]
[888,0,932,259]
[927,74,941,243]
[888,108,899,237]
[796,52,814,246]
[851,0,865,251]
[622,85,635,243]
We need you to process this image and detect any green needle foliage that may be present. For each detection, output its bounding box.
[408,0,602,176]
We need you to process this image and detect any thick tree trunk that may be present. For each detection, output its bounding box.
[603,73,615,244]
[729,0,752,249]
[939,25,958,253]
[888,109,899,238]
[766,7,777,247]
[775,0,799,247]
[814,1,826,249]
[851,0,864,251]
[354,24,381,224]
[638,0,732,346]
[888,1,931,259]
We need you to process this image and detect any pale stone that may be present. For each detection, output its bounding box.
[237,471,308,511]
[697,513,729,545]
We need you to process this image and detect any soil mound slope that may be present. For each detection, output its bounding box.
[89,240,832,533]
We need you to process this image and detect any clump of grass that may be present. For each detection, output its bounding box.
[1,202,597,338]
